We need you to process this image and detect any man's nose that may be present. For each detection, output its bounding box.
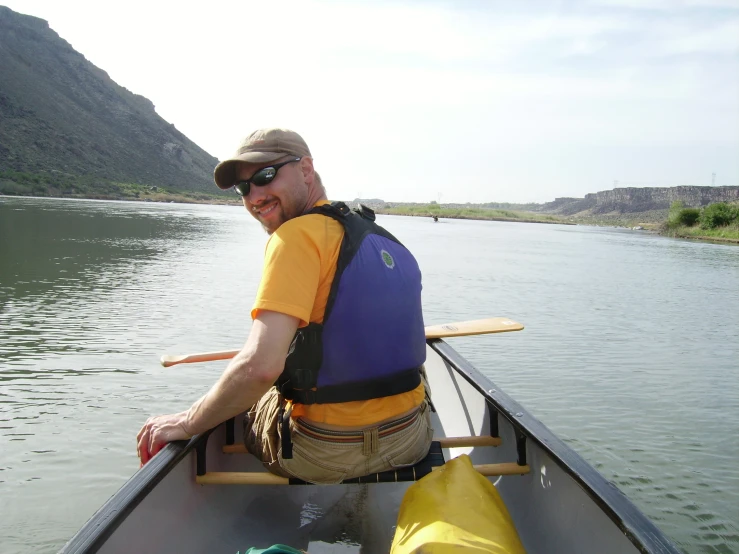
[247,183,268,204]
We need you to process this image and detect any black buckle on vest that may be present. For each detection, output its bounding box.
[296,389,317,404]
[279,402,294,459]
[353,204,376,221]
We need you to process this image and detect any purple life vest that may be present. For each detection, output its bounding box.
[277,202,426,405]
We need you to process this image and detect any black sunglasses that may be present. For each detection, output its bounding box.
[233,157,302,197]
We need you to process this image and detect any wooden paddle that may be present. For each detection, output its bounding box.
[423,317,523,339]
[159,317,523,367]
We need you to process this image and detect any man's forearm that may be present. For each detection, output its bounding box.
[183,351,276,436]
[181,311,297,436]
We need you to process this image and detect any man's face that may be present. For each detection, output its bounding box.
[236,157,310,234]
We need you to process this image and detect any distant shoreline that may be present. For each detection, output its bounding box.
[5,193,737,244]
[0,192,658,230]
[372,205,577,226]
[373,210,576,225]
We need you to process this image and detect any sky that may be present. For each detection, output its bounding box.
[3,0,739,204]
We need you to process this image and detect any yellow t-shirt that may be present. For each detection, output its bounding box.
[252,201,425,426]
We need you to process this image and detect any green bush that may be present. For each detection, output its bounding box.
[674,208,700,226]
[700,202,739,229]
[666,201,700,228]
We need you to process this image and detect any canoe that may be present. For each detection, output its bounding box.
[59,338,681,554]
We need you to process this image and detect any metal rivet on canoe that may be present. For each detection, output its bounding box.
[488,389,496,394]
[515,412,524,417]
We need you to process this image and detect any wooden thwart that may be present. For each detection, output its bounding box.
[202,436,525,486]
[196,462,530,485]
[222,435,501,454]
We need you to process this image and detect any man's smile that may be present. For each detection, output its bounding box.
[253,201,278,217]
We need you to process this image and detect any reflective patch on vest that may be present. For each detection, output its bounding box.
[381,249,395,269]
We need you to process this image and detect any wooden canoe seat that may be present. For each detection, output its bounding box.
[221,434,501,454]
[197,437,529,486]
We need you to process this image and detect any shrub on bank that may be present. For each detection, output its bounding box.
[679,208,701,226]
[672,208,700,227]
[665,201,739,232]
[700,202,739,230]
[667,201,700,229]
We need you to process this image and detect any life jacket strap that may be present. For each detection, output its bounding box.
[289,367,422,405]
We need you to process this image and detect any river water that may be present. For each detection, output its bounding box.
[0,196,737,554]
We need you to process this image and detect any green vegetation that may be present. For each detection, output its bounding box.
[375,203,571,225]
[699,202,738,229]
[0,170,237,205]
[667,201,701,227]
[663,201,739,243]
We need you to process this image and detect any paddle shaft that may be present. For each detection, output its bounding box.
[160,317,523,367]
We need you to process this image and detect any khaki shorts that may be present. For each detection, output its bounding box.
[243,387,434,484]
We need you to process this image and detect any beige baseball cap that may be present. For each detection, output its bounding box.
[213,128,312,189]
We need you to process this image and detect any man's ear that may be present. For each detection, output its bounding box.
[299,156,315,185]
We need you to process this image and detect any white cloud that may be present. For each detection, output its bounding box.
[654,20,739,55]
[596,0,739,9]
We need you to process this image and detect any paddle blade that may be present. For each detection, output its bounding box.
[424,317,523,339]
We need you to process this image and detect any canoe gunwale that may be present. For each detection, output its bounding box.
[428,338,682,554]
[58,434,206,553]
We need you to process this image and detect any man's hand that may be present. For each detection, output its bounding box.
[136,411,192,466]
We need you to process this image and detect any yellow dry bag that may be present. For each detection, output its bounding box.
[390,454,526,554]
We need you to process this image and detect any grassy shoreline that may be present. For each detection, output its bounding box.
[2,188,573,225]
[0,190,240,205]
[0,171,240,206]
[375,205,575,225]
[662,225,739,244]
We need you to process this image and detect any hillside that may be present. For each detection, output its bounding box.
[0,6,222,199]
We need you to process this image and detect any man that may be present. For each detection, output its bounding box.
[137,128,432,483]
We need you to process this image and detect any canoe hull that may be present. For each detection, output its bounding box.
[60,340,680,554]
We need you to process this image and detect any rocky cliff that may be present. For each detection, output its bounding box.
[0,6,219,193]
[540,186,739,215]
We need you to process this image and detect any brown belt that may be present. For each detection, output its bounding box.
[294,407,421,444]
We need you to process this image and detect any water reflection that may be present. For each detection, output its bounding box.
[0,198,218,302]
[0,198,233,365]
